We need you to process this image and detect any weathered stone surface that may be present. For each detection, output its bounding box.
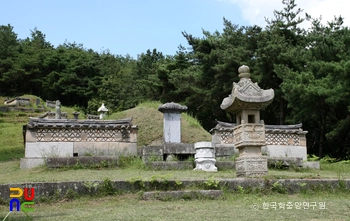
[142,146,163,162]
[25,142,74,158]
[87,114,99,119]
[26,118,135,129]
[46,156,118,168]
[158,102,187,113]
[233,124,266,148]
[303,161,320,169]
[46,100,56,108]
[220,65,274,114]
[20,157,45,169]
[25,130,37,142]
[163,143,195,154]
[215,145,236,157]
[236,156,268,177]
[266,145,307,161]
[74,142,136,157]
[55,100,61,119]
[146,161,194,170]
[4,97,31,106]
[142,146,163,156]
[163,113,181,143]
[142,190,223,200]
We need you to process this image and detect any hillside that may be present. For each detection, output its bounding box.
[0,97,211,161]
[0,95,83,161]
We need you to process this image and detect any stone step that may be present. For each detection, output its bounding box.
[46,156,119,168]
[142,190,223,200]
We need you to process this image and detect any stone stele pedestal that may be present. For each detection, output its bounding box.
[220,65,274,177]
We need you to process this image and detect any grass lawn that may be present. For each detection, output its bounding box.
[1,192,349,220]
[0,160,350,184]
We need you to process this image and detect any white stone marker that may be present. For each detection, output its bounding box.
[194,142,217,172]
[158,102,187,143]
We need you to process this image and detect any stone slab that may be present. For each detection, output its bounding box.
[25,142,73,158]
[163,113,181,143]
[163,143,195,154]
[142,146,163,156]
[25,131,37,142]
[215,145,236,156]
[266,145,307,161]
[46,156,119,168]
[303,161,320,169]
[73,142,137,157]
[20,158,45,169]
[145,161,194,170]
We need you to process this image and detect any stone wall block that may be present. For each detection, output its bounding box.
[25,142,73,158]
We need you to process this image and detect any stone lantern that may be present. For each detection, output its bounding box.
[98,103,108,119]
[220,65,274,177]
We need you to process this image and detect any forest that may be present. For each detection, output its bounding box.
[1,0,350,159]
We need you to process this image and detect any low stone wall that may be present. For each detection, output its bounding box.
[145,161,194,170]
[46,156,119,168]
[211,122,308,160]
[0,178,349,201]
[21,118,138,169]
[0,106,46,113]
[4,97,31,106]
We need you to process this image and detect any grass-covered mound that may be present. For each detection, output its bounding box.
[0,97,211,161]
[107,101,211,146]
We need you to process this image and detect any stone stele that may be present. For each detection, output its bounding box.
[220,65,274,177]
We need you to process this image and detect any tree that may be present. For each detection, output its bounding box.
[0,24,23,95]
[280,15,350,158]
[19,28,54,95]
[254,0,307,125]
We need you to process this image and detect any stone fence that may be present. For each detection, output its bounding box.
[20,118,138,169]
[211,121,308,160]
[4,97,31,106]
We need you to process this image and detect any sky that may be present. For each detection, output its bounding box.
[1,0,349,58]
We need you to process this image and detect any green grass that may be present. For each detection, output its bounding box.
[0,122,24,161]
[1,192,349,220]
[0,95,85,161]
[1,160,350,185]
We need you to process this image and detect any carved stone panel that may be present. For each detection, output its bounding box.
[265,133,300,146]
[233,123,266,148]
[35,128,131,142]
[235,156,268,177]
